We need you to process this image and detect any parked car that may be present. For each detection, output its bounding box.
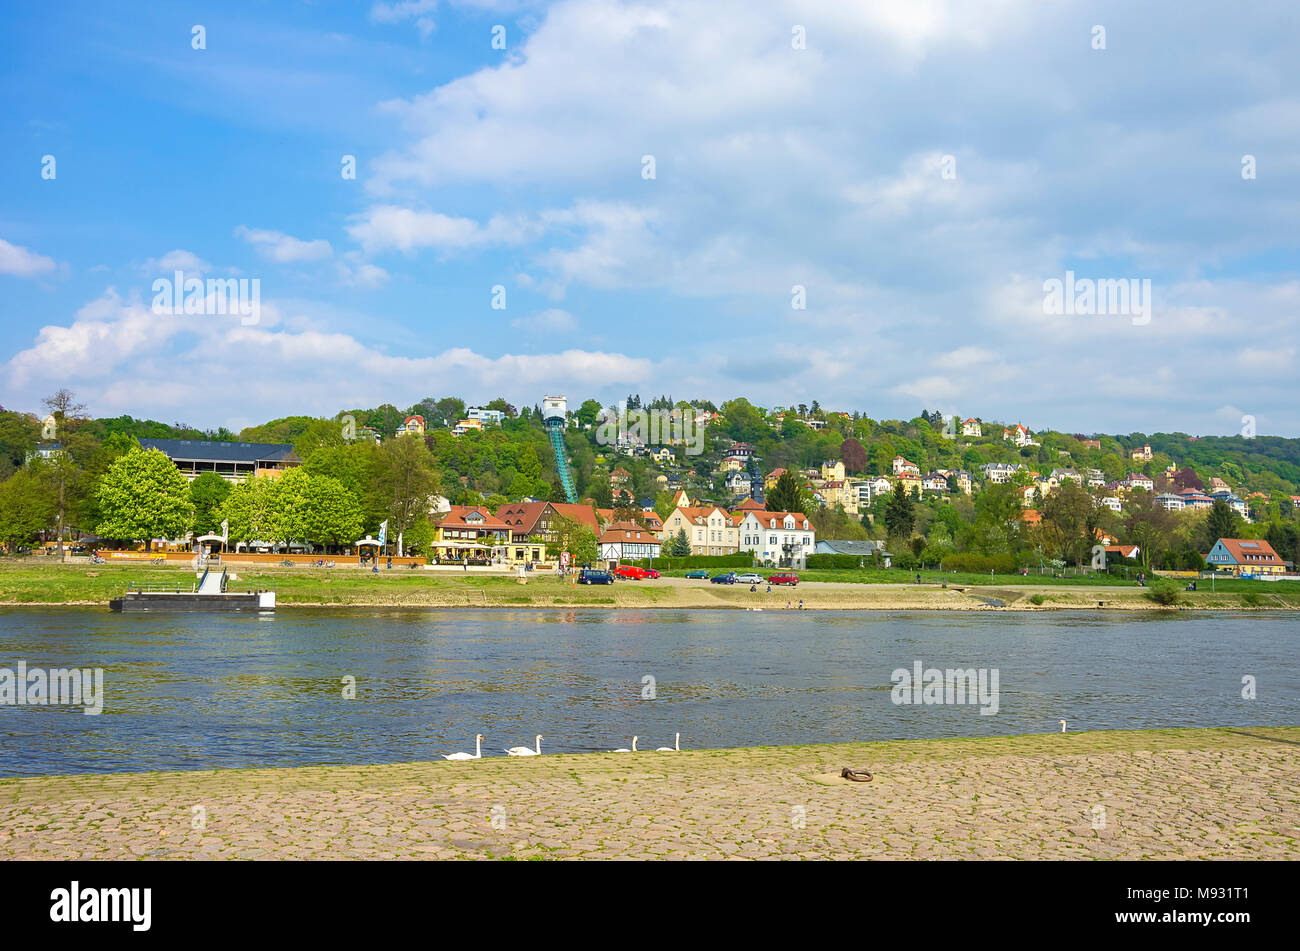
[612,565,648,580]
[710,572,737,584]
[684,569,710,579]
[578,568,614,585]
[642,568,661,579]
[767,573,799,586]
[736,573,765,584]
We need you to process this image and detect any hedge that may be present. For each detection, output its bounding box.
[805,553,877,569]
[629,554,754,569]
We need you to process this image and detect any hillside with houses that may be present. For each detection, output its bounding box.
[2,392,1299,576]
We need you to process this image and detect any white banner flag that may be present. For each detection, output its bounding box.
[378,520,388,546]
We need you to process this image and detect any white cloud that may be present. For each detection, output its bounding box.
[235,226,333,263]
[511,308,576,332]
[0,238,57,277]
[144,249,211,274]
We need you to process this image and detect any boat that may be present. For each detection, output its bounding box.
[109,566,275,613]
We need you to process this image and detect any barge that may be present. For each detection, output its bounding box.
[109,566,275,613]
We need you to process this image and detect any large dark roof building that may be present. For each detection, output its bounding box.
[139,438,302,483]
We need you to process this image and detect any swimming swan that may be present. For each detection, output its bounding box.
[655,733,680,752]
[612,736,638,753]
[505,735,543,756]
[443,734,483,760]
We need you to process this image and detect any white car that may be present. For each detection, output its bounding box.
[736,572,765,584]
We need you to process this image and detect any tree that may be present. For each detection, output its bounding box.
[669,527,692,557]
[298,472,364,550]
[840,436,867,474]
[546,515,598,565]
[374,435,440,536]
[1204,499,1241,544]
[0,467,57,552]
[189,472,231,536]
[766,469,807,514]
[219,477,278,544]
[883,482,916,542]
[96,448,194,549]
[1040,481,1095,566]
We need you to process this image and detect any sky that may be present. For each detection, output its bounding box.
[1,0,1297,436]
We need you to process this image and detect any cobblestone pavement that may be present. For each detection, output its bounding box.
[1,728,1295,860]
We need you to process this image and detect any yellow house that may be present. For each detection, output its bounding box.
[820,460,846,482]
[660,506,738,555]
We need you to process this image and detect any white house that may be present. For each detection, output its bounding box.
[980,462,1021,484]
[466,407,505,426]
[1003,424,1036,447]
[599,523,662,562]
[738,510,816,567]
[892,456,921,476]
[961,418,982,437]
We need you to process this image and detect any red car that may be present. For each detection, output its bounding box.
[642,568,660,578]
[767,573,799,586]
[612,565,648,580]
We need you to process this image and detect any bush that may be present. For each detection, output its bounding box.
[1028,593,1046,605]
[1144,582,1183,606]
[939,552,1017,574]
[1241,591,1263,607]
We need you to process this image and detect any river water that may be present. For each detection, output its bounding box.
[1,608,1296,776]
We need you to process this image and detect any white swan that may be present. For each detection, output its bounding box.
[655,732,680,752]
[612,736,638,753]
[505,735,543,756]
[443,734,483,760]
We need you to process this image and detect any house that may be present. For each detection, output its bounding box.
[729,442,755,459]
[358,426,383,444]
[1208,477,1231,494]
[1204,538,1286,577]
[433,505,512,563]
[396,415,426,437]
[820,460,846,482]
[1100,496,1122,512]
[979,462,1021,484]
[1019,509,1043,526]
[1155,493,1186,511]
[1124,473,1155,492]
[660,506,737,556]
[451,418,484,436]
[896,471,922,497]
[764,468,787,489]
[820,479,851,507]
[649,447,674,464]
[466,407,504,426]
[725,470,752,498]
[1050,468,1081,484]
[815,538,890,567]
[921,473,949,493]
[1178,490,1215,511]
[1081,439,1102,450]
[495,500,602,564]
[1130,444,1153,461]
[609,467,631,488]
[1003,424,1035,447]
[139,438,302,483]
[891,456,920,477]
[1210,490,1249,517]
[1105,544,1140,560]
[599,522,662,563]
[865,475,893,499]
[1084,468,1106,487]
[961,418,982,437]
[738,510,816,567]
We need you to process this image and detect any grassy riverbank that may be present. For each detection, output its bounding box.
[2,727,1295,859]
[2,559,1299,610]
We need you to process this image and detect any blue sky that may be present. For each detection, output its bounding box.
[1,0,1297,435]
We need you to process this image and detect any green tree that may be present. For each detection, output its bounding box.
[1204,499,1241,544]
[189,472,232,536]
[95,447,194,549]
[883,482,916,542]
[374,435,440,535]
[0,467,57,552]
[669,527,692,557]
[766,469,807,514]
[219,477,278,544]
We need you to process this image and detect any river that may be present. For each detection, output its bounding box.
[1,608,1296,776]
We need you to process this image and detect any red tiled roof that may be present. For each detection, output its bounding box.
[439,505,511,531]
[742,510,813,530]
[1215,538,1284,566]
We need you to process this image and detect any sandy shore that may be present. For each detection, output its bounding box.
[2,727,1295,860]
